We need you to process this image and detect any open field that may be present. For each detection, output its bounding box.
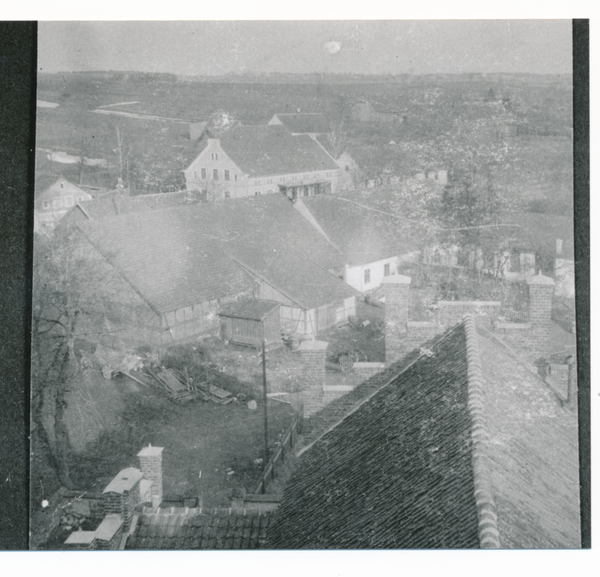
[37,72,573,207]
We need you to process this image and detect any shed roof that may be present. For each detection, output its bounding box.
[190,125,339,177]
[103,467,143,494]
[272,113,331,134]
[267,317,580,549]
[218,299,280,321]
[126,508,273,550]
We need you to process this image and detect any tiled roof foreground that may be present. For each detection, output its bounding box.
[266,317,580,549]
[268,323,481,549]
[126,508,273,550]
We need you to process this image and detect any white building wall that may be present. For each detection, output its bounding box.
[184,139,341,198]
[344,253,419,293]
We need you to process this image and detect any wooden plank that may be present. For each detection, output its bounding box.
[121,371,151,388]
[157,369,186,392]
[209,384,232,399]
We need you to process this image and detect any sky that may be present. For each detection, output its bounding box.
[38,20,573,76]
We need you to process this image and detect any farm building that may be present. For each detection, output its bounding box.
[35,174,92,233]
[293,189,423,292]
[268,113,331,140]
[183,124,341,199]
[71,195,357,349]
[218,300,281,349]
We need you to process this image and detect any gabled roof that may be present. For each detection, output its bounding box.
[299,194,420,266]
[126,508,273,550]
[271,113,331,134]
[197,125,339,178]
[77,195,354,314]
[266,316,580,549]
[64,191,199,223]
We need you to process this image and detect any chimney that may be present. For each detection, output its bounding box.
[382,275,411,363]
[297,340,328,417]
[565,355,577,411]
[138,445,164,508]
[526,272,555,353]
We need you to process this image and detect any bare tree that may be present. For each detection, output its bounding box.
[30,228,126,489]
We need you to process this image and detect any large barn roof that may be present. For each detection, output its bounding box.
[77,194,354,314]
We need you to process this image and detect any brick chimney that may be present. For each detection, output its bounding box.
[526,273,555,353]
[382,275,411,363]
[138,445,164,508]
[297,340,328,417]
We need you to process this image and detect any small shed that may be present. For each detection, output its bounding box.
[218,300,281,349]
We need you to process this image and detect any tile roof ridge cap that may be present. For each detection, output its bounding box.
[463,314,501,549]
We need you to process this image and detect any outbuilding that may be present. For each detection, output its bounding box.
[218,300,281,349]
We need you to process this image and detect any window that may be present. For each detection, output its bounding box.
[201,168,207,179]
[52,198,63,209]
[213,169,219,180]
[77,196,85,203]
[60,182,64,189]
[384,263,390,276]
[224,191,230,199]
[256,180,261,186]
[224,170,230,181]
[42,200,50,210]
[267,178,273,185]
[194,171,197,180]
[364,268,371,284]
[267,189,273,194]
[215,153,218,160]
[211,152,218,160]
[234,175,238,182]
[255,191,261,196]
[64,196,73,207]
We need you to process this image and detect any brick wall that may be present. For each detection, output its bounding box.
[297,340,328,417]
[526,274,555,354]
[323,384,356,403]
[352,362,386,380]
[437,301,501,328]
[382,275,411,363]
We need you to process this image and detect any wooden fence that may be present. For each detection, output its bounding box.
[254,407,303,494]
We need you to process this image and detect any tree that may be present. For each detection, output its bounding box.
[30,228,127,490]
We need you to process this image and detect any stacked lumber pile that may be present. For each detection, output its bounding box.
[122,367,234,405]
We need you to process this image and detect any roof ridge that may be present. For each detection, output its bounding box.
[462,314,501,549]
